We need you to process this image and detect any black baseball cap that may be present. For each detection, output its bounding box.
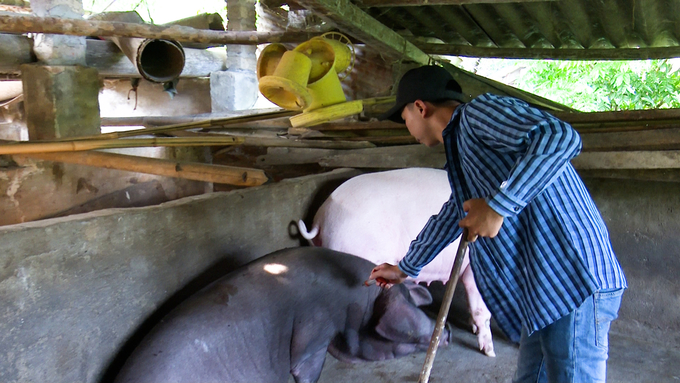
[379,65,465,123]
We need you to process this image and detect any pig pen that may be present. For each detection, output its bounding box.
[1,168,679,383]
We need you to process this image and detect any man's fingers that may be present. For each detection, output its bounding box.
[364,277,389,287]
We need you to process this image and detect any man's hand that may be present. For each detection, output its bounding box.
[459,198,504,242]
[366,263,408,288]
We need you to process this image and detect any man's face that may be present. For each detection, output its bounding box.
[401,103,439,147]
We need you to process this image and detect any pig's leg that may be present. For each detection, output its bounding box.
[290,347,328,383]
[460,260,496,357]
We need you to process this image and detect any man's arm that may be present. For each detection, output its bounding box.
[398,197,463,278]
[367,196,462,287]
[467,95,582,218]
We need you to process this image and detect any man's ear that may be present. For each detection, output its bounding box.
[413,99,429,118]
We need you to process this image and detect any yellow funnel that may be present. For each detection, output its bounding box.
[304,67,347,112]
[258,50,313,111]
[293,38,347,112]
[256,43,287,79]
[312,37,352,74]
[294,38,336,84]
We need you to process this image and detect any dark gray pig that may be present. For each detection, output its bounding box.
[114,247,450,383]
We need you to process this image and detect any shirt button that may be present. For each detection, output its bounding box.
[513,206,521,212]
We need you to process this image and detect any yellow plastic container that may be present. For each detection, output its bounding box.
[313,37,352,74]
[258,50,313,110]
[304,68,347,112]
[256,43,287,79]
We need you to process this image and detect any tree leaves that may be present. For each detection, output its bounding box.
[512,59,680,112]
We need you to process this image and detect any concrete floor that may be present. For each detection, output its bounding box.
[313,327,680,383]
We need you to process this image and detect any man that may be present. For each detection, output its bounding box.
[367,65,627,383]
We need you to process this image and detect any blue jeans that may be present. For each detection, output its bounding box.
[513,288,624,383]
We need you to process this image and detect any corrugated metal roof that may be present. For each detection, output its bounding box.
[358,0,680,58]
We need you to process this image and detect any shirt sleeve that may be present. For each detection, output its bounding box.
[467,95,582,217]
[399,196,462,278]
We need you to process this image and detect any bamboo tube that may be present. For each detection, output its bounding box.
[0,136,244,155]
[0,13,319,45]
[16,151,268,187]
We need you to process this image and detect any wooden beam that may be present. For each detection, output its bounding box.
[580,128,680,152]
[240,137,376,149]
[356,0,556,6]
[294,0,431,64]
[0,14,319,45]
[577,169,680,183]
[258,144,446,168]
[551,108,680,125]
[417,43,680,60]
[571,151,680,170]
[259,144,680,170]
[16,151,268,187]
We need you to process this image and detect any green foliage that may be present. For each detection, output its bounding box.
[512,59,680,112]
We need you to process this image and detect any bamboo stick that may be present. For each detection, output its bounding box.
[99,109,290,127]
[0,136,244,155]
[0,13,319,45]
[16,151,268,187]
[74,110,297,141]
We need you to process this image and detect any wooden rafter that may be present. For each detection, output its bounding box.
[294,0,432,64]
[292,1,575,112]
[418,43,680,60]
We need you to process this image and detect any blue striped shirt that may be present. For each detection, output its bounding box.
[398,93,627,342]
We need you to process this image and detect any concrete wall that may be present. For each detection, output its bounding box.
[1,169,678,383]
[0,168,359,383]
[586,177,680,348]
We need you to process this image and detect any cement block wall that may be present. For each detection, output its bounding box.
[0,169,359,383]
[586,177,680,348]
[0,170,678,383]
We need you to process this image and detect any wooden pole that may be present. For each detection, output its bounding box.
[418,228,470,383]
[0,13,319,45]
[0,136,244,155]
[16,151,268,187]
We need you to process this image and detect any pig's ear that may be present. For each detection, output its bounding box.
[404,282,433,306]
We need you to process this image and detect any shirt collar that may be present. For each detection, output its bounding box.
[442,103,464,137]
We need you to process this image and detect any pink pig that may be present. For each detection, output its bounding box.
[299,167,496,357]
